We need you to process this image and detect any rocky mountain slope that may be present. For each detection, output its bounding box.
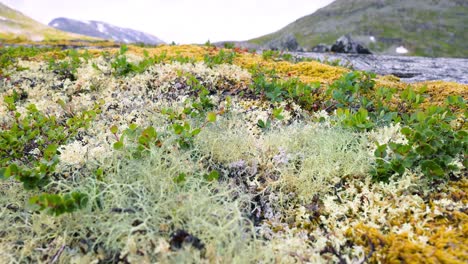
[49,18,165,45]
[250,0,468,57]
[0,3,95,42]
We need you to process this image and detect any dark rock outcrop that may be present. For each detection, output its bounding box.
[310,44,331,53]
[331,35,372,54]
[49,18,164,45]
[266,33,299,51]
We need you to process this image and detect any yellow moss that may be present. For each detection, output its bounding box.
[416,81,468,108]
[233,55,349,84]
[351,221,468,264]
[349,179,468,264]
[128,44,208,61]
[376,77,468,108]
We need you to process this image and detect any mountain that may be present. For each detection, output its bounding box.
[0,3,96,42]
[49,18,165,45]
[250,0,468,57]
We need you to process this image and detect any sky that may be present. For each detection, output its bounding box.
[2,0,335,43]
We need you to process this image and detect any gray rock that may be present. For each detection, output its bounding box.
[292,52,468,84]
[310,44,331,53]
[331,34,372,54]
[266,33,299,51]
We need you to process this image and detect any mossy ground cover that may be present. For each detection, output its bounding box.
[0,44,466,263]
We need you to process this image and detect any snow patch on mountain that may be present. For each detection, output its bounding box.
[396,46,409,54]
[97,23,106,33]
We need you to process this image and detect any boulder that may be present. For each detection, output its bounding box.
[331,34,372,54]
[266,33,299,51]
[310,44,330,53]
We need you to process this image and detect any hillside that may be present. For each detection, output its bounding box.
[49,18,165,45]
[250,0,468,57]
[0,3,97,42]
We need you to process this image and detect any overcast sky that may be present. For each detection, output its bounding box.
[2,0,334,43]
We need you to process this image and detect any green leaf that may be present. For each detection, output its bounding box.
[110,125,119,134]
[138,136,149,145]
[191,128,202,136]
[257,120,265,128]
[174,173,186,184]
[455,130,467,140]
[173,124,184,135]
[415,143,436,156]
[142,126,157,139]
[44,144,58,160]
[113,141,124,150]
[204,170,220,181]
[0,168,7,179]
[400,127,412,136]
[421,160,445,178]
[56,99,66,108]
[374,144,387,158]
[272,108,284,120]
[95,168,104,180]
[207,112,217,122]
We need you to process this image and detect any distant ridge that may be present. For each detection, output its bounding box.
[49,17,165,45]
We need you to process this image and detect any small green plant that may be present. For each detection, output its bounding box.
[0,93,100,215]
[372,99,467,182]
[110,45,134,76]
[30,192,89,216]
[260,50,308,63]
[48,49,83,81]
[257,107,285,132]
[397,86,427,114]
[336,107,375,131]
[204,40,214,47]
[251,70,319,110]
[326,71,400,131]
[203,170,220,181]
[170,54,197,64]
[262,50,281,61]
[111,124,162,158]
[257,119,272,131]
[223,42,235,49]
[107,45,167,76]
[204,49,237,68]
[326,71,376,110]
[0,46,56,77]
[172,121,203,149]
